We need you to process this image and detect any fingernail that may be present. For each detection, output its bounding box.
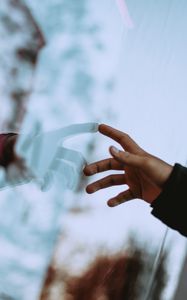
[89,169,96,175]
[111,146,120,154]
[86,186,97,193]
[108,199,119,207]
[84,167,94,175]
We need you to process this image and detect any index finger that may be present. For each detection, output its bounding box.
[99,124,142,153]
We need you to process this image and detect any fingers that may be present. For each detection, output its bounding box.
[84,158,123,176]
[109,146,144,168]
[107,189,135,207]
[99,124,142,153]
[86,174,126,193]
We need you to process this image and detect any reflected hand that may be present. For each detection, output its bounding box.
[84,124,173,207]
[15,123,98,191]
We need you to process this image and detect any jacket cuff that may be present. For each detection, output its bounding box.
[151,163,187,236]
[0,133,18,168]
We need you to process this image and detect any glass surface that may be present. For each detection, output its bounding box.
[0,0,187,299]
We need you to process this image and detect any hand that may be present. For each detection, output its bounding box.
[84,124,173,207]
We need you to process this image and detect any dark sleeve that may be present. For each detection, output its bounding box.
[0,133,18,168]
[151,163,187,237]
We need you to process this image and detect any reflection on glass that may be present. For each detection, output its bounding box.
[0,0,186,299]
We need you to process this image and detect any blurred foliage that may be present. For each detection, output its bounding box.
[40,238,168,300]
[0,0,45,131]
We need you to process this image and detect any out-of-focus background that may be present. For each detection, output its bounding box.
[0,0,187,299]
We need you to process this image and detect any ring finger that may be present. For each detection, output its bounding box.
[107,189,135,207]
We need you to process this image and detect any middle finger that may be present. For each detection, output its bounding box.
[86,174,126,193]
[84,158,123,176]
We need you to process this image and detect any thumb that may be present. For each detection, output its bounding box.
[109,146,144,168]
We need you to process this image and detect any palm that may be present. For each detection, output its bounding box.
[124,165,161,204]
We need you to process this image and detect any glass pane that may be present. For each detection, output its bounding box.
[0,0,186,299]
